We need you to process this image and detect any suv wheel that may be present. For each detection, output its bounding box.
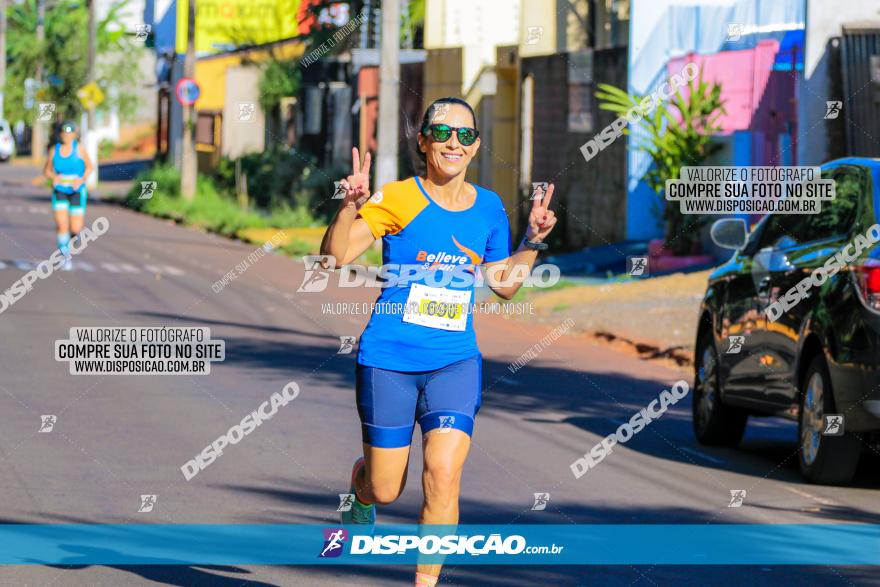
[798,354,860,485]
[693,331,747,446]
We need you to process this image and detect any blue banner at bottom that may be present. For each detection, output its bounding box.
[0,524,878,565]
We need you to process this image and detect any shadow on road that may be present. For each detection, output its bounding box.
[479,356,880,495]
[132,306,880,499]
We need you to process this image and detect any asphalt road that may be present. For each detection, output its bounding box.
[1,165,879,586]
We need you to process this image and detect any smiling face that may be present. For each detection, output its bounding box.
[418,103,480,181]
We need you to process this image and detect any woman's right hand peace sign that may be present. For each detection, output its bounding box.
[338,147,372,212]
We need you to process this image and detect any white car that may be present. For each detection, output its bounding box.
[0,120,15,161]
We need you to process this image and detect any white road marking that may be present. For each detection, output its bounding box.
[0,260,184,275]
[2,204,49,215]
[783,485,838,507]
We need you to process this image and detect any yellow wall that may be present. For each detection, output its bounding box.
[194,42,305,112]
[176,0,303,54]
[492,45,521,226]
[424,48,464,107]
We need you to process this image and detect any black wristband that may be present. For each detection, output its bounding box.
[521,237,548,251]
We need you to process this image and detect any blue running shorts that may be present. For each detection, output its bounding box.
[355,354,482,448]
[52,186,87,215]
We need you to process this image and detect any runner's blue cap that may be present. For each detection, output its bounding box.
[61,121,77,133]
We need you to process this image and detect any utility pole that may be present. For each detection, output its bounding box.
[85,0,97,187]
[32,0,45,165]
[180,0,197,200]
[87,0,95,130]
[0,0,7,120]
[375,0,399,188]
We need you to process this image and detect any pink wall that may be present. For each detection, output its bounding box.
[668,40,797,165]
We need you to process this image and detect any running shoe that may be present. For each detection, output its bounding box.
[340,457,376,527]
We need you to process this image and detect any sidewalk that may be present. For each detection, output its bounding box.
[519,270,711,366]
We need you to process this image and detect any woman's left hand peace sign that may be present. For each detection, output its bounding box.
[525,183,558,243]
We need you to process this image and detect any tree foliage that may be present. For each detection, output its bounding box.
[596,69,726,254]
[4,0,144,124]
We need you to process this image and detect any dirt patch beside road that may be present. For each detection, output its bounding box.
[517,270,712,366]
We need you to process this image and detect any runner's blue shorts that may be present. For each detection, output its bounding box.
[355,354,482,448]
[52,186,87,215]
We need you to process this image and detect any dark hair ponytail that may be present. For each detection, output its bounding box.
[408,97,478,174]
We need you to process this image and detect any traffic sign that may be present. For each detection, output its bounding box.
[175,78,200,106]
[77,81,105,110]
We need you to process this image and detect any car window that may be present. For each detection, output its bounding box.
[752,166,864,250]
[798,166,863,240]
[755,213,803,250]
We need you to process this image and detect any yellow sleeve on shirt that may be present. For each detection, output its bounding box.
[358,177,430,239]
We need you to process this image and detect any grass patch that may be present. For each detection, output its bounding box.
[122,164,321,236]
[120,163,381,264]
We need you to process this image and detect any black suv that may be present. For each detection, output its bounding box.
[693,158,880,485]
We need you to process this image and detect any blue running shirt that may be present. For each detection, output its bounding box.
[356,177,511,371]
[52,140,86,194]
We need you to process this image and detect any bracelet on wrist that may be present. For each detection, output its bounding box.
[521,237,548,251]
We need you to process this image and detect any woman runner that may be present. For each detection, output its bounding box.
[320,97,557,586]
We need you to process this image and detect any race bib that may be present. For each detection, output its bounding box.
[54,175,79,188]
[402,283,471,331]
